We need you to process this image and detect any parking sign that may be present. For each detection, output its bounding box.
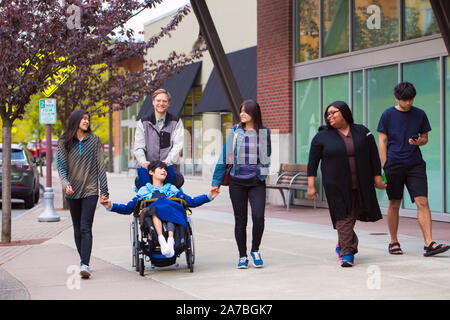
[39,99,57,124]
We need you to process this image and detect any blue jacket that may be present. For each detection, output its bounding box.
[211,125,271,186]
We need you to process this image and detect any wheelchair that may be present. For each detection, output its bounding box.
[130,197,195,275]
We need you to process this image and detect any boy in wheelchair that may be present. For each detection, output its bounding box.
[101,160,219,257]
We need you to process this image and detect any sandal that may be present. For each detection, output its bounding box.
[388,242,403,255]
[423,241,450,257]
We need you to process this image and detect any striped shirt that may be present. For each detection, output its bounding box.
[57,133,109,199]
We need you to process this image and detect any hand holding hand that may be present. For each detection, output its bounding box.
[100,196,112,209]
[65,185,74,195]
[209,186,220,199]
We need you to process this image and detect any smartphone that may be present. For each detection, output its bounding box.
[410,134,419,141]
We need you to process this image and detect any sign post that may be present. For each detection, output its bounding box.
[38,98,60,222]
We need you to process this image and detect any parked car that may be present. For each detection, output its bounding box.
[26,139,58,164]
[0,144,40,209]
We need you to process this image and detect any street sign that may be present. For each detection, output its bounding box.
[39,99,57,124]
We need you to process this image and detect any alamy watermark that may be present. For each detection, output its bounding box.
[66,265,82,290]
[61,0,82,30]
[181,128,281,176]
[366,265,381,290]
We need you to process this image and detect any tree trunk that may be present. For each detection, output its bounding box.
[1,124,12,243]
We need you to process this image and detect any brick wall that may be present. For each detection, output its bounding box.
[257,0,293,134]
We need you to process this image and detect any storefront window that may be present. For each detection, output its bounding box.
[182,86,202,176]
[221,113,233,145]
[323,0,349,57]
[446,57,450,213]
[322,73,349,108]
[352,71,363,124]
[404,0,439,40]
[402,58,441,212]
[295,78,320,164]
[296,0,320,63]
[366,64,398,207]
[121,127,128,171]
[353,0,398,51]
[183,118,193,176]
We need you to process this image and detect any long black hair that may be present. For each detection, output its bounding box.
[324,100,354,129]
[60,109,91,152]
[239,99,264,131]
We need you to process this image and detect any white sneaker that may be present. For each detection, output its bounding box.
[80,264,91,279]
[167,237,175,258]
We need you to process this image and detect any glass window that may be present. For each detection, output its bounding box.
[446,57,450,213]
[183,90,193,116]
[121,127,128,170]
[296,0,320,63]
[366,64,398,208]
[352,71,364,124]
[295,78,320,164]
[121,108,128,121]
[353,0,398,51]
[322,73,349,109]
[402,58,441,212]
[323,0,349,57]
[193,115,203,176]
[404,0,439,40]
[221,113,233,145]
[183,118,193,176]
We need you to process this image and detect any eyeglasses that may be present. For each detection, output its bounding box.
[326,110,340,118]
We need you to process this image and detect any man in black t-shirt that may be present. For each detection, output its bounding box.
[377,82,448,257]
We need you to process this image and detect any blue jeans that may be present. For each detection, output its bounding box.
[66,195,98,266]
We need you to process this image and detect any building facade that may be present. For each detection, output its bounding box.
[115,0,450,221]
[257,0,449,220]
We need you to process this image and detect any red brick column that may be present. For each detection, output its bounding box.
[257,0,293,134]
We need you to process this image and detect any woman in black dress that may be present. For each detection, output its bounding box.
[307,101,386,267]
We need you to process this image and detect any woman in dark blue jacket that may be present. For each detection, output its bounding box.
[211,100,271,269]
[307,101,386,267]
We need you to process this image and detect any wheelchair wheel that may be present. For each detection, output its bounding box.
[139,257,145,276]
[130,218,139,271]
[185,223,195,272]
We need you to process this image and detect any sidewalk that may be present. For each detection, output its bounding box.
[1,169,450,300]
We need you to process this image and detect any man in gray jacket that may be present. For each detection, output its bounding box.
[134,88,184,169]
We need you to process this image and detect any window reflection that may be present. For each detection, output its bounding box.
[353,0,398,50]
[404,0,439,40]
[323,0,349,56]
[296,0,319,63]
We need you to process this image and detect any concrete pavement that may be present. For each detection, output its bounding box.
[1,169,450,300]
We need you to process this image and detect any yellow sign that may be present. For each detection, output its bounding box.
[42,62,77,97]
[19,51,76,97]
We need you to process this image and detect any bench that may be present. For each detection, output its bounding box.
[266,163,316,210]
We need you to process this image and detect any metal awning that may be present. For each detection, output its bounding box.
[137,61,202,120]
[194,46,256,114]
